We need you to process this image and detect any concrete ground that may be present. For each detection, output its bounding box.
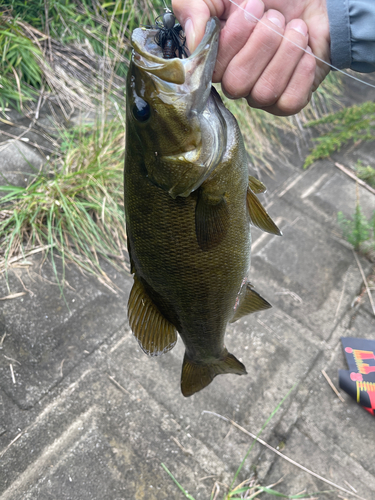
[1,76,375,500]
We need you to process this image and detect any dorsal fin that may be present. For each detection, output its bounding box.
[246,187,282,236]
[248,175,267,194]
[230,282,272,323]
[128,275,177,356]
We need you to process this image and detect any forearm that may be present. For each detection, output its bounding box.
[327,0,375,72]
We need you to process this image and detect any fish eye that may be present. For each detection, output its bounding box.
[132,97,151,123]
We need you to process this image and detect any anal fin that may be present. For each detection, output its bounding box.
[128,275,177,356]
[230,282,272,323]
[181,351,247,397]
[247,187,282,236]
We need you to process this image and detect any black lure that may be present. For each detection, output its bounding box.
[149,11,188,59]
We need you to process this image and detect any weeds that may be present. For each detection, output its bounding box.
[161,462,314,499]
[337,189,375,254]
[303,101,375,168]
[338,205,371,251]
[1,0,157,49]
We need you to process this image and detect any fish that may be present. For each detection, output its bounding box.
[124,17,281,397]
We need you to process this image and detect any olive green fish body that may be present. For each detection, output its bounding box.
[125,18,279,396]
[125,92,250,354]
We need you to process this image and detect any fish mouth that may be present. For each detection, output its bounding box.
[130,18,224,199]
[131,17,220,93]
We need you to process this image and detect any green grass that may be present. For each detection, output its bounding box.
[303,101,375,168]
[2,0,151,48]
[0,13,42,110]
[337,187,375,255]
[1,0,164,54]
[338,205,371,252]
[0,118,127,289]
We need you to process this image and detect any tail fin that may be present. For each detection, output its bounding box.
[181,351,247,397]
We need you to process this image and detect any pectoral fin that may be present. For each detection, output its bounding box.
[181,351,247,397]
[128,275,177,356]
[247,187,282,236]
[195,189,229,251]
[230,282,272,323]
[248,175,267,194]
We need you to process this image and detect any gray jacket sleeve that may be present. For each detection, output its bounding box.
[327,0,375,72]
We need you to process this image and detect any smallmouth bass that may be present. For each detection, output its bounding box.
[124,17,281,397]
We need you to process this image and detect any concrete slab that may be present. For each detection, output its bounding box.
[312,170,375,220]
[1,299,322,499]
[0,361,233,500]
[105,306,321,491]
[260,299,375,499]
[250,199,364,339]
[304,332,375,479]
[262,423,375,499]
[0,256,130,409]
[347,139,375,170]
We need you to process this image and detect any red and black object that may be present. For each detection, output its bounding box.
[339,337,375,416]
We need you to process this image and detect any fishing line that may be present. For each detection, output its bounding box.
[228,0,375,89]
[162,1,171,13]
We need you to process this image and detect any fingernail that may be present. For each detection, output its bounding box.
[289,19,308,37]
[244,0,264,22]
[306,46,313,54]
[184,18,195,52]
[266,11,283,29]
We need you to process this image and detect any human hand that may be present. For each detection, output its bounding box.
[172,0,330,116]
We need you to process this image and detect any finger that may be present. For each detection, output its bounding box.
[313,61,330,92]
[172,0,219,52]
[220,9,285,97]
[247,18,309,108]
[213,0,265,83]
[256,47,316,116]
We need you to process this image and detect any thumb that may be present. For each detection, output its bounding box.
[172,0,211,52]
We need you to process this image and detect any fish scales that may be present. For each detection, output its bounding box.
[125,17,280,396]
[126,104,250,350]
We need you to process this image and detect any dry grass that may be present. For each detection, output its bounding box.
[0,118,128,291]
